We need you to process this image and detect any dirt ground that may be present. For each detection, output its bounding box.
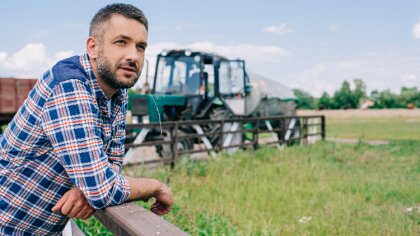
[297,108,420,119]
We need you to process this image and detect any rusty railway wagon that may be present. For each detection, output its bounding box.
[0,78,38,130]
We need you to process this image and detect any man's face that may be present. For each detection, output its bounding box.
[95,14,148,89]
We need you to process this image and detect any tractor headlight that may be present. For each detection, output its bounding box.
[142,115,150,124]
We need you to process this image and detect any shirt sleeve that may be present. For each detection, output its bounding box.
[107,103,127,173]
[40,79,130,209]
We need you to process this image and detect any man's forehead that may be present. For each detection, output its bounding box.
[102,14,148,40]
[106,14,146,30]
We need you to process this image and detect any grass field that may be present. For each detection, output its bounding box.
[77,109,420,235]
[298,109,420,141]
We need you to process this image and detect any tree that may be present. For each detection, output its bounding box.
[332,80,354,109]
[352,78,367,107]
[292,89,316,109]
[399,87,419,108]
[318,92,332,110]
[373,90,399,108]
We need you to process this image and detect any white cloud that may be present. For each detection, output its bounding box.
[147,41,292,64]
[0,43,73,77]
[335,60,367,70]
[288,64,337,96]
[262,23,292,35]
[401,74,419,87]
[0,52,6,64]
[54,50,75,61]
[413,21,420,39]
[287,48,420,97]
[135,41,293,90]
[3,43,49,71]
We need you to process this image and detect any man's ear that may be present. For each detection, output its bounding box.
[86,36,98,59]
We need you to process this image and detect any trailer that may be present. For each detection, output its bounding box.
[0,78,37,131]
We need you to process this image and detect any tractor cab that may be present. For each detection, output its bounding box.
[128,50,258,125]
[126,49,300,158]
[152,50,253,117]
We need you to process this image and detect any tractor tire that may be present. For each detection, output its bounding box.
[275,118,301,146]
[157,129,194,159]
[206,107,243,152]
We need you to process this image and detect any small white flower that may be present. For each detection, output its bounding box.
[406,206,420,214]
[299,216,312,224]
[407,207,413,214]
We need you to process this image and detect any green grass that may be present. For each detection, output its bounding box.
[77,141,419,235]
[327,117,420,141]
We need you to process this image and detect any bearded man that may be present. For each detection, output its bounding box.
[0,3,173,235]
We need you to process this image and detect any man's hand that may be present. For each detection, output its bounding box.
[51,186,95,220]
[151,183,173,215]
[126,177,173,216]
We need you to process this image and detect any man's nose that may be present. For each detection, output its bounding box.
[126,46,140,62]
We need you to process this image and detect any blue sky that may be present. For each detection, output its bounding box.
[1,0,420,96]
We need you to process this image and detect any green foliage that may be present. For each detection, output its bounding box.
[76,115,420,235]
[318,92,332,109]
[332,80,354,109]
[370,89,401,108]
[75,218,112,236]
[294,78,420,109]
[372,86,420,108]
[76,141,419,235]
[293,89,316,109]
[331,79,367,109]
[164,142,419,235]
[1,124,7,133]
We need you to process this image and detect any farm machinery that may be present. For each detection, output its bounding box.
[126,49,300,158]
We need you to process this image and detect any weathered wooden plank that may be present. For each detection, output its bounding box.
[94,202,188,236]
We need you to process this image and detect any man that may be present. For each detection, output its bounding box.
[0,3,173,235]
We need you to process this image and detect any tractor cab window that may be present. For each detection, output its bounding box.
[154,56,201,95]
[219,60,245,95]
[204,64,215,97]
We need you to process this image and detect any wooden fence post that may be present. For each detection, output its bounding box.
[171,124,179,169]
[219,119,224,152]
[240,120,245,150]
[303,117,308,145]
[253,118,259,150]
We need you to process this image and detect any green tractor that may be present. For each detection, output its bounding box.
[127,50,299,157]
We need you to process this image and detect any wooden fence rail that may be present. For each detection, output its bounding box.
[124,115,325,168]
[94,202,188,236]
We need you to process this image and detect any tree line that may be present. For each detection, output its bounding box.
[293,79,420,110]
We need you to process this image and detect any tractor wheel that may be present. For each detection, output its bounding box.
[206,107,243,152]
[156,129,194,159]
[275,118,301,145]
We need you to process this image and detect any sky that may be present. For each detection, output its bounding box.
[1,0,420,97]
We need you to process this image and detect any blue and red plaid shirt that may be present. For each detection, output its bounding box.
[0,54,131,235]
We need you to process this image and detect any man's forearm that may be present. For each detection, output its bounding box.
[125,176,173,215]
[125,177,163,201]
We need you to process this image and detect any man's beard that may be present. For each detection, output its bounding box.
[96,50,140,89]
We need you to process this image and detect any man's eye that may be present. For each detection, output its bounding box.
[137,45,146,51]
[115,40,126,45]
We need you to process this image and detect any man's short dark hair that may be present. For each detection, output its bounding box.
[90,3,148,37]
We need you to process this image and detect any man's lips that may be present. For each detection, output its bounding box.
[119,66,137,73]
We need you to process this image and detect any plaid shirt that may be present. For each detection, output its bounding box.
[0,54,131,235]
